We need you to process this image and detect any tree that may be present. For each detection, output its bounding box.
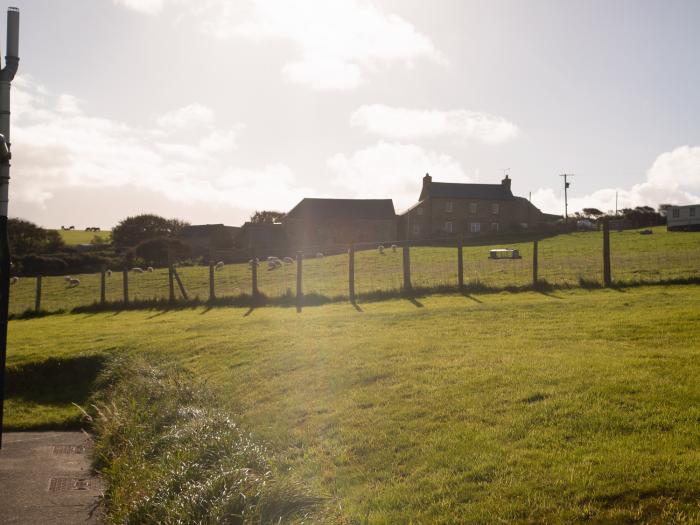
[8,218,65,255]
[581,208,604,219]
[133,237,191,266]
[249,210,285,224]
[111,214,189,251]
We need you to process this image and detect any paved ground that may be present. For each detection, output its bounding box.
[0,432,103,524]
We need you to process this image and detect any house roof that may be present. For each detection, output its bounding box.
[421,182,514,201]
[285,198,396,221]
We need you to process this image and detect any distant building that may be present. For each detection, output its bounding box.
[234,222,289,256]
[400,173,546,239]
[283,198,397,249]
[177,224,240,257]
[667,204,700,231]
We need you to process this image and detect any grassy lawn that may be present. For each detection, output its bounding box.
[5,284,700,523]
[9,226,700,314]
[53,228,111,245]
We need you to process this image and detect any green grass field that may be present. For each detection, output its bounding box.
[5,284,700,523]
[53,228,111,245]
[10,227,700,315]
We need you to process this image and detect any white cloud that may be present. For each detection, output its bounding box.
[114,0,445,90]
[327,141,468,210]
[531,146,700,215]
[10,75,310,218]
[351,104,519,145]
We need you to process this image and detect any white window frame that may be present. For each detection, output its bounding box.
[491,222,499,232]
[672,208,680,218]
[491,203,500,215]
[691,207,697,217]
[444,221,453,233]
[469,202,477,214]
[470,222,481,233]
[445,201,453,213]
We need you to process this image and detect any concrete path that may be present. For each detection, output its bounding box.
[0,432,103,524]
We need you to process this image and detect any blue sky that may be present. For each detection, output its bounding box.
[7,0,700,227]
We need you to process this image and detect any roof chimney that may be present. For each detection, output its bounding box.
[423,172,432,187]
[501,174,511,190]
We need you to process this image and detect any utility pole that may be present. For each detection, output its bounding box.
[0,7,19,450]
[559,173,574,224]
[615,191,618,216]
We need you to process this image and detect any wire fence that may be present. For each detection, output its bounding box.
[8,227,700,315]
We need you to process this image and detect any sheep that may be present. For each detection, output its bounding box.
[248,259,258,267]
[391,244,397,252]
[106,269,112,277]
[147,266,154,272]
[214,261,225,270]
[67,278,80,288]
[64,275,72,282]
[378,244,385,254]
[132,267,144,273]
[9,276,18,285]
[316,252,324,259]
[267,259,282,270]
[283,256,294,264]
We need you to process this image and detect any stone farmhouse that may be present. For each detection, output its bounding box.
[399,173,545,240]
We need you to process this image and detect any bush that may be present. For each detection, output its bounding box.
[14,252,116,276]
[89,358,320,524]
[132,237,191,267]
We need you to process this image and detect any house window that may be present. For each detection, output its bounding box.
[413,224,420,235]
[691,207,697,217]
[445,201,453,213]
[491,203,500,215]
[416,207,423,216]
[469,202,477,214]
[470,222,481,233]
[445,221,453,233]
[672,208,680,218]
[491,222,499,232]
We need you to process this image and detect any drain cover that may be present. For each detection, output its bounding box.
[52,445,86,455]
[48,477,91,492]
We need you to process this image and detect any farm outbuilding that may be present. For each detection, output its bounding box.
[667,204,700,231]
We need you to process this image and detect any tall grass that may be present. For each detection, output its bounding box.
[89,357,321,524]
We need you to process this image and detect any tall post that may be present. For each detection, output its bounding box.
[122,269,129,305]
[208,261,215,301]
[348,243,355,303]
[0,7,20,449]
[168,265,175,303]
[560,173,574,224]
[296,251,303,312]
[402,243,412,293]
[457,235,464,289]
[603,219,611,287]
[100,270,106,304]
[532,240,539,287]
[34,275,42,312]
[251,257,258,301]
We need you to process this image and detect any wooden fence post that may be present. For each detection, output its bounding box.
[603,219,612,287]
[348,243,355,303]
[100,270,106,305]
[209,261,215,301]
[172,267,189,300]
[168,266,175,303]
[532,240,539,287]
[402,243,412,293]
[122,269,129,305]
[251,257,258,302]
[34,276,41,312]
[457,236,464,289]
[296,251,303,313]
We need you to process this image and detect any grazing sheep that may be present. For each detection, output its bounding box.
[267,259,282,270]
[248,259,258,267]
[64,275,72,282]
[391,244,397,252]
[106,269,112,277]
[283,256,294,264]
[9,276,18,285]
[378,245,385,254]
[215,261,225,270]
[67,278,80,288]
[147,266,154,272]
[316,252,324,259]
[132,267,144,273]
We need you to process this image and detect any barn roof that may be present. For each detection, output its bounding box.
[285,198,396,221]
[420,182,514,201]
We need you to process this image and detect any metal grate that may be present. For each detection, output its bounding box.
[52,445,86,455]
[48,477,91,492]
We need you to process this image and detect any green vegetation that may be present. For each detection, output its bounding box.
[9,226,700,315]
[6,284,700,523]
[54,228,110,245]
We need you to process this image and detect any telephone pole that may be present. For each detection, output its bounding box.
[559,173,574,224]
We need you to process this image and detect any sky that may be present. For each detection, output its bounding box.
[6,0,700,228]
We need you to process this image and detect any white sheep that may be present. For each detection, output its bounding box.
[132,267,144,273]
[283,256,294,264]
[391,244,397,252]
[316,252,324,259]
[106,269,112,277]
[9,276,18,285]
[248,259,258,267]
[67,278,80,288]
[64,275,72,282]
[267,259,282,270]
[147,266,154,272]
[215,261,225,270]
[378,245,385,254]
